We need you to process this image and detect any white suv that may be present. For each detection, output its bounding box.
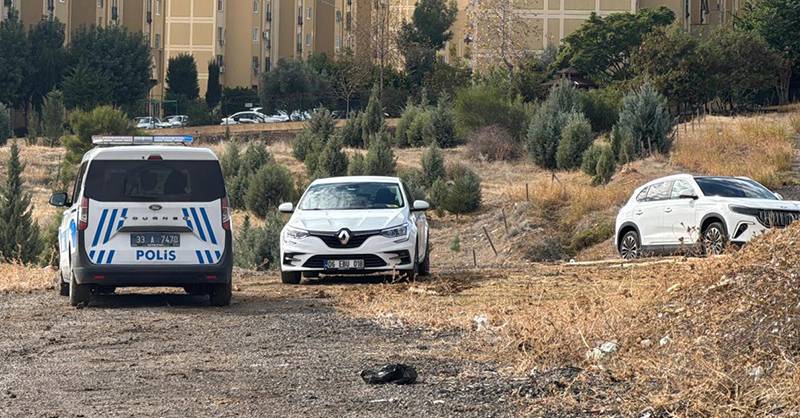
[49,136,233,306]
[278,176,430,284]
[615,174,799,259]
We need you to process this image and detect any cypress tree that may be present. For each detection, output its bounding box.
[0,141,43,263]
[206,61,222,109]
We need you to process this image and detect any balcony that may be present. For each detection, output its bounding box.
[266,11,271,21]
[297,16,303,25]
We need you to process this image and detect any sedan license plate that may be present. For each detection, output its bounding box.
[324,259,364,270]
[130,232,181,247]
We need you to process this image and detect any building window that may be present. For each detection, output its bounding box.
[154,33,161,48]
[264,31,270,48]
[97,0,103,7]
[335,36,341,50]
[306,7,312,19]
[218,26,224,45]
[305,32,312,47]
[216,54,224,66]
[217,0,223,12]
[253,0,258,12]
[156,0,161,15]
[265,57,271,71]
[336,10,341,22]
[252,56,259,74]
[252,27,258,42]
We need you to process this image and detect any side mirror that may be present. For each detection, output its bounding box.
[412,200,430,211]
[678,193,698,200]
[278,202,294,213]
[49,192,69,207]
[775,192,784,200]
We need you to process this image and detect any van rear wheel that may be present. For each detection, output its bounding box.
[209,281,232,306]
[69,274,91,307]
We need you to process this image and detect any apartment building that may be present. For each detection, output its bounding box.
[333,0,371,59]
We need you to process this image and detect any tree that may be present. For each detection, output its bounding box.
[62,60,113,111]
[62,106,135,165]
[259,59,327,114]
[245,163,295,219]
[738,0,800,103]
[466,0,534,70]
[348,152,367,176]
[68,25,151,112]
[221,87,259,115]
[555,7,675,85]
[397,0,458,89]
[330,49,372,115]
[615,82,673,158]
[453,84,531,141]
[429,97,459,147]
[423,58,472,103]
[361,85,385,145]
[166,54,200,101]
[0,141,43,264]
[312,136,349,178]
[555,112,593,170]
[206,61,222,109]
[526,83,585,169]
[25,18,67,112]
[365,133,396,176]
[441,164,482,215]
[0,9,29,108]
[511,50,555,103]
[421,142,446,187]
[0,104,11,146]
[41,90,65,147]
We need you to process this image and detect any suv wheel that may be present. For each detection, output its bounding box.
[703,222,727,256]
[69,274,92,307]
[281,270,302,285]
[619,231,641,260]
[209,281,232,306]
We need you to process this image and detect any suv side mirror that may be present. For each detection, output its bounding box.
[49,192,69,207]
[412,200,430,211]
[278,202,294,213]
[678,193,698,200]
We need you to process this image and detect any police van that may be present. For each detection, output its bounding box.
[49,136,233,306]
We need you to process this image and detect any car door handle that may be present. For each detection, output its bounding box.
[635,210,644,215]
[664,208,672,213]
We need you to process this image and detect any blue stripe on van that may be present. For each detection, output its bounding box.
[116,208,127,231]
[91,209,108,247]
[195,250,205,264]
[96,250,106,264]
[103,208,118,244]
[205,250,213,264]
[182,208,192,230]
[89,250,95,261]
[190,208,207,242]
[106,250,115,264]
[215,250,221,261]
[199,208,217,245]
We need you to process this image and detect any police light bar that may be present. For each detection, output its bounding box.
[92,136,193,146]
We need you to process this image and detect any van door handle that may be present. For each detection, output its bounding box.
[664,208,672,213]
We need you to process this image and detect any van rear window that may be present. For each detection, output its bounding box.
[84,160,225,202]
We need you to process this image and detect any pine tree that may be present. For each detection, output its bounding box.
[0,104,11,146]
[312,136,349,178]
[365,133,396,176]
[41,90,65,147]
[421,142,446,187]
[348,152,367,176]
[0,141,43,263]
[361,85,385,146]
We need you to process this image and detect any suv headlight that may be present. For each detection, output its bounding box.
[380,224,409,241]
[729,205,760,217]
[284,227,309,242]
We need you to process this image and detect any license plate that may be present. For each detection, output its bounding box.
[324,259,364,270]
[130,232,181,247]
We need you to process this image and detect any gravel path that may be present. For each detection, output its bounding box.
[0,278,522,418]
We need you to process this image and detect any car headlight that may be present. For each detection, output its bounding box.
[381,224,409,241]
[284,227,309,241]
[729,205,760,217]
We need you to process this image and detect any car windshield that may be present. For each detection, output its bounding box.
[694,177,777,200]
[84,160,226,202]
[299,182,405,210]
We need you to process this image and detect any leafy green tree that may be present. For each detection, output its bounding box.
[62,106,135,165]
[421,142,446,187]
[25,18,67,112]
[555,112,594,170]
[364,133,396,176]
[581,86,622,133]
[312,136,349,178]
[0,104,11,146]
[423,58,471,103]
[41,90,65,147]
[348,152,367,176]
[68,25,151,112]
[62,60,113,111]
[166,54,200,101]
[527,83,584,169]
[0,141,43,264]
[397,0,458,90]
[206,61,222,109]
[245,162,295,218]
[0,9,29,108]
[239,142,273,176]
[555,7,675,84]
[361,85,385,145]
[615,82,673,158]
[260,58,327,114]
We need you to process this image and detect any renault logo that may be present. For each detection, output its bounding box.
[337,229,351,245]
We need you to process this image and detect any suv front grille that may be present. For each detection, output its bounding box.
[756,209,800,228]
[303,254,387,269]
[310,230,381,249]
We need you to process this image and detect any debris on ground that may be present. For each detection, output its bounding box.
[360,364,418,385]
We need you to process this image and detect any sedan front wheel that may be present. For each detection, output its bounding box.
[619,231,641,260]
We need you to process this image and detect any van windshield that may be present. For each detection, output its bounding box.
[84,160,225,202]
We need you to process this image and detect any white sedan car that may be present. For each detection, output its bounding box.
[278,176,431,284]
[615,174,798,259]
[220,111,266,125]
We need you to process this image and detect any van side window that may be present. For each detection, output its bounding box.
[71,163,88,205]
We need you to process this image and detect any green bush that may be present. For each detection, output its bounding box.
[0,141,43,264]
[62,106,135,165]
[421,142,446,187]
[399,169,427,201]
[245,162,295,218]
[527,83,584,169]
[428,178,449,216]
[234,214,283,271]
[615,81,673,158]
[453,84,531,140]
[341,112,364,148]
[581,87,621,133]
[555,112,594,170]
[292,130,323,162]
[406,110,434,147]
[441,164,482,215]
[429,99,459,148]
[40,210,62,266]
[361,85,385,143]
[307,107,335,140]
[364,133,396,176]
[26,112,40,145]
[240,141,272,176]
[581,143,603,176]
[219,141,241,180]
[41,90,65,147]
[0,104,12,146]
[312,136,348,178]
[395,103,421,147]
[348,152,367,176]
[593,145,616,185]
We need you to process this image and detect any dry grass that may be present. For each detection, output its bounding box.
[0,263,55,292]
[671,114,797,189]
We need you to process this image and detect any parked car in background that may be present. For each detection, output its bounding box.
[278,176,431,284]
[165,115,189,128]
[135,117,169,130]
[220,111,266,125]
[615,174,799,259]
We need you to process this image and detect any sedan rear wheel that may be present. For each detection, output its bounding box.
[619,231,641,260]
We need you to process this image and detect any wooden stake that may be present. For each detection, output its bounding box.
[501,207,508,234]
[525,183,530,201]
[472,248,477,267]
[483,226,498,256]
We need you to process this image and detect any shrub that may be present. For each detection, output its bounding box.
[450,235,461,252]
[341,112,364,148]
[395,102,421,147]
[307,107,335,140]
[524,236,567,262]
[581,87,621,133]
[0,104,11,146]
[364,133,396,176]
[40,210,62,266]
[555,112,594,170]
[312,136,349,178]
[428,178,449,216]
[348,152,367,176]
[41,90,65,147]
[453,84,531,140]
[245,162,294,218]
[219,141,241,180]
[292,130,323,162]
[399,169,427,201]
[570,221,614,253]
[615,81,673,158]
[240,141,272,176]
[527,83,585,169]
[421,142,446,187]
[593,145,616,185]
[234,214,282,271]
[361,84,385,143]
[62,106,135,165]
[581,143,603,176]
[26,112,40,145]
[441,164,482,215]
[406,110,435,147]
[466,125,520,162]
[429,99,459,148]
[0,141,43,264]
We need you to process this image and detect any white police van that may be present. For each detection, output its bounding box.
[49,136,233,306]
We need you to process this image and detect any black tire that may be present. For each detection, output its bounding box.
[703,222,727,256]
[209,281,232,306]
[184,285,206,295]
[57,272,69,297]
[281,270,302,285]
[619,230,641,260]
[69,274,91,307]
[404,244,419,281]
[418,243,430,277]
[96,286,116,295]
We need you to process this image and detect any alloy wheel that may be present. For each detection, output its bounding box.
[704,226,726,255]
[620,234,640,260]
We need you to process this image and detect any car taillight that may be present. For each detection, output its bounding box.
[78,197,89,230]
[221,197,231,230]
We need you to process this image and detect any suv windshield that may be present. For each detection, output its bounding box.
[299,182,404,210]
[694,177,777,200]
[84,160,225,202]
